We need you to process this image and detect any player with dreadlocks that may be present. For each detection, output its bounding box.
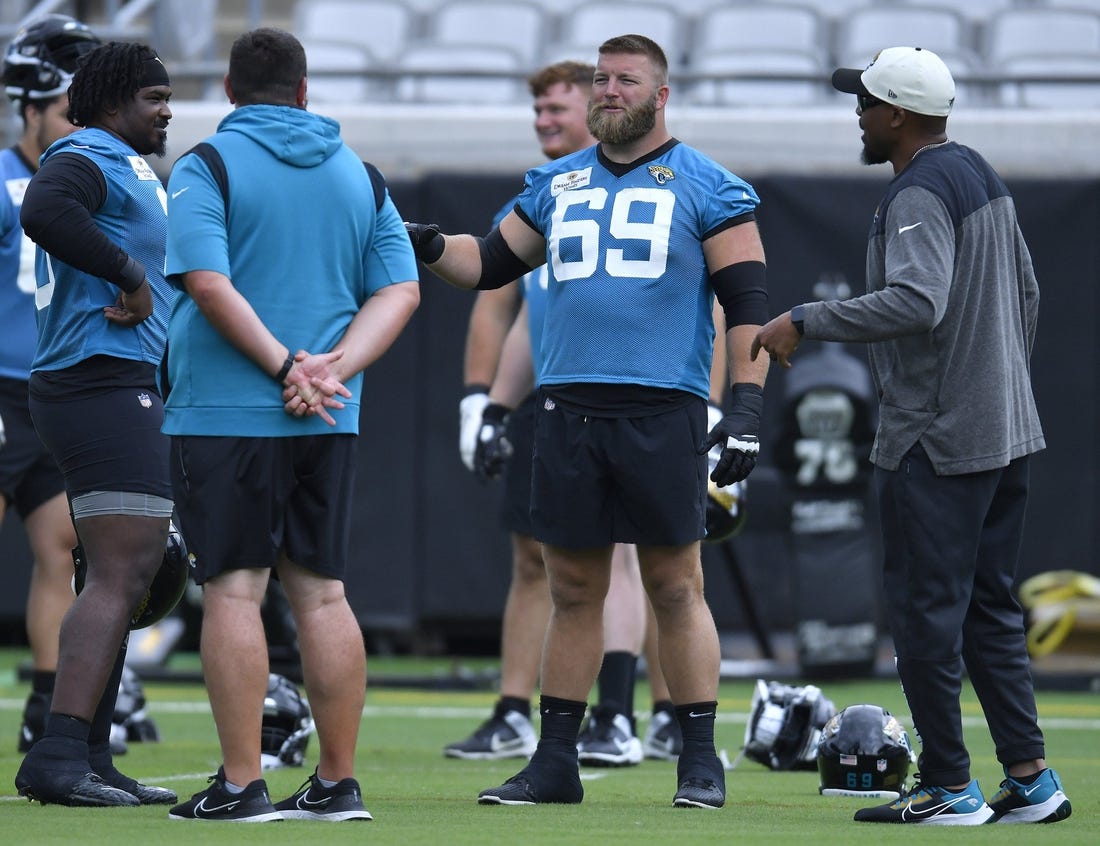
[13,41,177,807]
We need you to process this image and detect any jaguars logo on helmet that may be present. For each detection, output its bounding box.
[736,679,836,771]
[72,521,193,630]
[2,14,100,102]
[817,703,916,799]
[261,673,314,769]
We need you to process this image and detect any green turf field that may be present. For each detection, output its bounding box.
[1,648,1096,844]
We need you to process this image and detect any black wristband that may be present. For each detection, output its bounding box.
[116,254,147,294]
[482,402,510,422]
[790,304,805,336]
[464,383,490,396]
[275,354,294,383]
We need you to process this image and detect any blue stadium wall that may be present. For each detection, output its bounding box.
[1,173,1096,646]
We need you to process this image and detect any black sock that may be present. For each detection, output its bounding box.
[537,695,586,748]
[596,651,637,716]
[675,701,718,758]
[45,712,91,743]
[498,696,531,719]
[1013,769,1045,785]
[88,647,127,750]
[652,698,675,716]
[32,670,57,696]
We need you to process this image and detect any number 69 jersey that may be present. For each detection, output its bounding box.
[515,138,759,401]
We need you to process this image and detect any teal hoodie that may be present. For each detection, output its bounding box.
[162,104,418,436]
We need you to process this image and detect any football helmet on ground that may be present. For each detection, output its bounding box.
[817,703,916,799]
[739,679,836,770]
[261,673,314,769]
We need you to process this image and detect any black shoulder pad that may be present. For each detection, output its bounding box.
[363,161,386,211]
[187,142,229,216]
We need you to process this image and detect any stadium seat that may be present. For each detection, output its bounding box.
[834,5,975,70]
[983,7,1100,66]
[691,2,827,58]
[426,1,547,68]
[994,54,1100,108]
[685,49,830,107]
[294,0,415,66]
[540,1,687,70]
[301,38,378,103]
[983,7,1100,106]
[394,43,526,104]
[834,5,987,105]
[893,0,1019,26]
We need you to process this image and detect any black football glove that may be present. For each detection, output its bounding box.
[404,222,445,263]
[699,383,763,486]
[474,402,513,481]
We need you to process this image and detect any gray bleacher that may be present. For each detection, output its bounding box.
[3,0,1097,107]
[2,0,1099,181]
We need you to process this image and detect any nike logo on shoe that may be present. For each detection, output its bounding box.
[1023,783,1045,797]
[489,733,526,753]
[296,790,332,809]
[195,796,241,816]
[900,794,973,820]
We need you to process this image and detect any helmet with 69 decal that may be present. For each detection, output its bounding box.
[816,703,916,799]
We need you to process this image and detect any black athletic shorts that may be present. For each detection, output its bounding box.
[28,382,171,502]
[499,393,536,536]
[0,376,65,518]
[171,434,357,584]
[530,389,708,548]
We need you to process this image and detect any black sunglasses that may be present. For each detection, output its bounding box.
[858,93,887,112]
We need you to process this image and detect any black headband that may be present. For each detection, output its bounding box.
[138,55,170,89]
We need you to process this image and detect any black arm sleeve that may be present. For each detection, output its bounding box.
[711,260,769,328]
[475,226,536,290]
[20,152,146,292]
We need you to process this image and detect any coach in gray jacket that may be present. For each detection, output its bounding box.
[752,47,1070,827]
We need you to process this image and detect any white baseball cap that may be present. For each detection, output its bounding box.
[832,46,955,116]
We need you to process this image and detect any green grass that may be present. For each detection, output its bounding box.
[1,648,1096,845]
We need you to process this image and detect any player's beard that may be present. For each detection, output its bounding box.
[587,92,657,146]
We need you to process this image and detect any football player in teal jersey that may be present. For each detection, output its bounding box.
[408,34,769,809]
[0,13,99,755]
[15,41,177,808]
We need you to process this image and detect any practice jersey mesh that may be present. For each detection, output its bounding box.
[516,139,758,399]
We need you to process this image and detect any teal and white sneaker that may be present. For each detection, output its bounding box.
[988,768,1071,824]
[854,778,994,825]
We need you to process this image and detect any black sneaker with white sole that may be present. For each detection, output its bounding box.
[444,705,537,760]
[168,767,282,822]
[274,769,373,821]
[643,709,683,760]
[576,706,642,767]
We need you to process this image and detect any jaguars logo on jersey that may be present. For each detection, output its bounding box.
[648,164,675,185]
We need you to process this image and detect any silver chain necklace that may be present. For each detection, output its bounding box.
[912,139,950,159]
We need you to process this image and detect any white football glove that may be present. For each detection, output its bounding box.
[459,391,490,472]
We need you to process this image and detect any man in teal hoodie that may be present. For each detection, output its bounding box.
[162,28,419,822]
